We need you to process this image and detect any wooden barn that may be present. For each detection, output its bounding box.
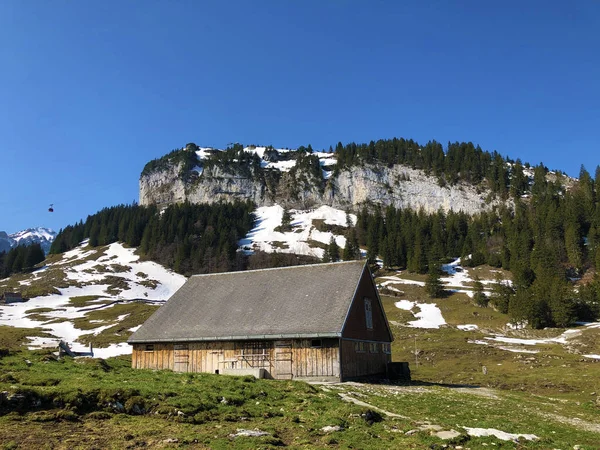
[128,261,394,381]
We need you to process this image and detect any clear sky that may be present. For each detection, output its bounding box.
[1,1,599,234]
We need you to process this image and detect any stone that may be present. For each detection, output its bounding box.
[111,401,125,412]
[434,430,461,440]
[229,429,270,438]
[321,425,343,433]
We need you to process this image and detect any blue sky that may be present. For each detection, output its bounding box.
[1,1,599,234]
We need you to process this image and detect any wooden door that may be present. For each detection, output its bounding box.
[207,349,224,374]
[173,344,189,372]
[274,341,293,379]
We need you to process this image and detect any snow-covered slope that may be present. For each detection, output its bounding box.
[0,240,186,358]
[0,227,56,254]
[239,205,356,259]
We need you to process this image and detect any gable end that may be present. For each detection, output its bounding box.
[341,264,394,342]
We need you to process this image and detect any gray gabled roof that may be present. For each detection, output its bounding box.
[128,260,368,343]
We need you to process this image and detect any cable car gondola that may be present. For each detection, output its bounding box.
[48,204,54,213]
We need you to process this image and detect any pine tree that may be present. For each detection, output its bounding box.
[565,223,583,272]
[343,229,359,260]
[280,209,292,232]
[11,246,25,273]
[472,275,488,307]
[328,236,340,262]
[489,274,513,314]
[24,244,45,269]
[425,263,445,298]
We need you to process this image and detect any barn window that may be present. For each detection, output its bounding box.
[238,341,270,355]
[381,343,391,354]
[370,342,378,353]
[311,339,322,348]
[354,341,366,353]
[364,298,373,329]
[144,344,154,351]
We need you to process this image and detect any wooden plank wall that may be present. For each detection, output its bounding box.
[132,342,274,373]
[292,339,339,378]
[132,339,341,379]
[340,339,390,380]
[132,343,174,370]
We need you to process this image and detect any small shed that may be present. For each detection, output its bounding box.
[0,292,23,304]
[128,261,393,381]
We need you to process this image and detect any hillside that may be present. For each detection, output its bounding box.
[0,239,185,357]
[1,139,599,447]
[1,247,599,448]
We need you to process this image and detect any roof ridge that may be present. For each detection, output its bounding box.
[189,259,365,278]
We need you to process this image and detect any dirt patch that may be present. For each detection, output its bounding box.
[538,412,600,433]
[451,387,499,399]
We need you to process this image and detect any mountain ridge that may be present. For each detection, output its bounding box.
[0,227,56,255]
[139,144,506,214]
[138,141,578,215]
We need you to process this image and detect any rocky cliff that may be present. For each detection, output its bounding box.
[139,146,505,214]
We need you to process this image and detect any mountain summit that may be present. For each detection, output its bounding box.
[0,227,56,254]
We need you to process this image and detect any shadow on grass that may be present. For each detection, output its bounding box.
[362,378,481,390]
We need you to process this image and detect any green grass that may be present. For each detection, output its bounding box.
[0,351,416,449]
[0,349,598,449]
[0,326,52,351]
[381,284,600,404]
[1,254,599,448]
[68,295,110,308]
[73,302,159,347]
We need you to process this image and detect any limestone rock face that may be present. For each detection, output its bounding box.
[139,163,187,206]
[139,163,502,214]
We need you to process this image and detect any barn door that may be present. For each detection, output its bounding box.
[274,341,293,379]
[207,350,224,374]
[173,344,189,372]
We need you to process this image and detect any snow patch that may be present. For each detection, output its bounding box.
[410,303,446,329]
[379,276,425,287]
[0,241,186,357]
[394,300,415,311]
[496,346,539,354]
[464,427,538,442]
[239,205,356,258]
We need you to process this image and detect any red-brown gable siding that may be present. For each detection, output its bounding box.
[341,267,392,342]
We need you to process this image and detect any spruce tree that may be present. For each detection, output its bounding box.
[472,275,488,307]
[328,236,340,262]
[489,274,513,314]
[280,209,292,232]
[425,263,445,298]
[343,229,359,260]
[24,244,45,269]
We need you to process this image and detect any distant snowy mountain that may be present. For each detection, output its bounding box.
[0,227,56,254]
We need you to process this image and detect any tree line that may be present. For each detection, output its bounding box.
[50,202,255,276]
[0,243,45,278]
[49,201,324,276]
[354,164,600,328]
[333,138,545,198]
